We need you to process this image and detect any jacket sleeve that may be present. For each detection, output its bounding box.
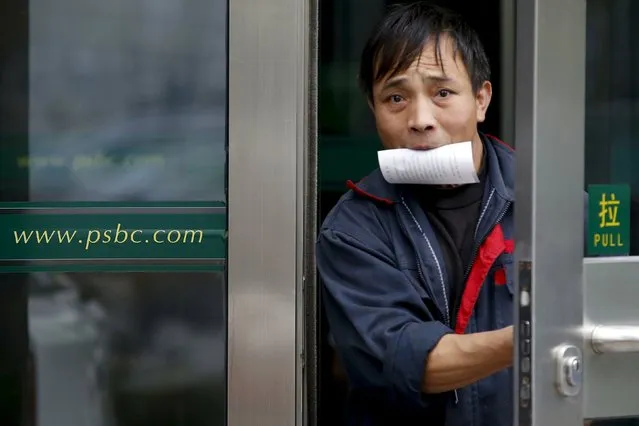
[317,227,454,409]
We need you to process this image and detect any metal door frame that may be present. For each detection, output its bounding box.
[514,0,586,424]
[227,0,314,424]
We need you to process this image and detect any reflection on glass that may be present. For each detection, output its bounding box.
[22,271,226,426]
[585,0,639,256]
[5,0,228,202]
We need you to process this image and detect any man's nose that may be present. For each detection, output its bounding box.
[408,96,436,132]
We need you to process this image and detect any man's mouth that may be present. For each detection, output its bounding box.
[409,144,439,151]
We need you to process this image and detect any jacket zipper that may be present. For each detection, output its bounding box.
[400,197,450,327]
[399,198,460,405]
[396,207,443,320]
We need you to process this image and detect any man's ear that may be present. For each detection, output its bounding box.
[475,80,492,123]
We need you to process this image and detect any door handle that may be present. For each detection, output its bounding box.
[590,325,639,354]
[553,324,639,396]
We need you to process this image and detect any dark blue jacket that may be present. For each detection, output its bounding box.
[317,135,516,426]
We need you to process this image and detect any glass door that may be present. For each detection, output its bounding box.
[0,0,228,425]
[582,0,639,424]
[515,0,639,424]
[2,0,314,424]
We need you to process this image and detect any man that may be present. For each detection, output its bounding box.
[316,3,515,426]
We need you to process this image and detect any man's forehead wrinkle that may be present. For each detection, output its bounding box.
[378,68,456,93]
[376,61,464,93]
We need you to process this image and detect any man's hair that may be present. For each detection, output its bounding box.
[359,2,491,102]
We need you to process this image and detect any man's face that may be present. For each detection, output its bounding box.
[370,36,492,153]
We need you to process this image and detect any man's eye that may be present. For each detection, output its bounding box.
[438,89,452,98]
[390,95,404,103]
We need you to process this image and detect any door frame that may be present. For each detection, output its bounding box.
[514,0,586,424]
[227,0,315,425]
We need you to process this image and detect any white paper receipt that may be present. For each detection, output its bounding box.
[377,141,479,185]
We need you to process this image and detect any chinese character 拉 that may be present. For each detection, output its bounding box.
[598,193,620,228]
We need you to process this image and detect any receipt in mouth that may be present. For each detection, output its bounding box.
[377,141,479,185]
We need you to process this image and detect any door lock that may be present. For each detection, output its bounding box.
[554,344,583,397]
[552,325,639,397]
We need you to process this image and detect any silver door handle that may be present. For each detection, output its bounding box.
[590,325,639,354]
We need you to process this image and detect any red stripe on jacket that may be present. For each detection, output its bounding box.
[455,224,511,334]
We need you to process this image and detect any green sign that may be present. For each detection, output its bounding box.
[0,212,227,263]
[587,184,631,256]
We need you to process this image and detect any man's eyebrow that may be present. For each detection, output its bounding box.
[380,74,453,91]
[423,75,453,84]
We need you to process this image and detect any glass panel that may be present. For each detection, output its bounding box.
[584,0,639,423]
[0,0,227,202]
[1,271,225,425]
[585,0,639,257]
